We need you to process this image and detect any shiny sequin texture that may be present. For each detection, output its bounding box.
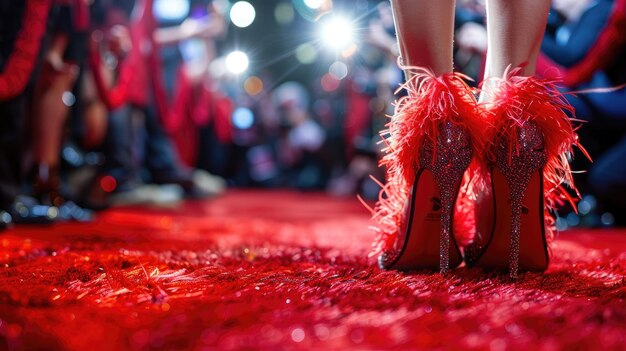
[466,122,548,278]
[495,122,547,278]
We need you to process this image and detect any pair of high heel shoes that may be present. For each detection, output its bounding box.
[372,68,583,278]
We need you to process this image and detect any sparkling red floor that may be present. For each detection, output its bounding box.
[0,190,625,350]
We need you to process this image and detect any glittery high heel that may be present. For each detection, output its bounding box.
[464,69,587,278]
[465,122,548,278]
[379,122,471,273]
[369,68,480,274]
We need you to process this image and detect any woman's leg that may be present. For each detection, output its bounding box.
[390,0,456,75]
[32,34,78,205]
[483,0,551,79]
[469,0,578,278]
[376,0,475,273]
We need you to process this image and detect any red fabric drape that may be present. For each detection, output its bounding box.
[0,0,52,101]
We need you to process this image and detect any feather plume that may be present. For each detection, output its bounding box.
[482,67,589,244]
[370,67,482,258]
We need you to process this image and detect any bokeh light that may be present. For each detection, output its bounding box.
[153,0,190,22]
[99,175,117,193]
[321,73,340,92]
[601,212,615,226]
[244,76,264,96]
[329,61,348,80]
[320,15,355,51]
[295,43,318,64]
[232,107,255,129]
[225,51,249,74]
[209,57,227,78]
[274,3,295,25]
[230,1,256,28]
[341,43,358,58]
[303,0,324,9]
[62,91,76,107]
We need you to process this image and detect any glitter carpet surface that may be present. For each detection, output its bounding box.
[0,190,625,350]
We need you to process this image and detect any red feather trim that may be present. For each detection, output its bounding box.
[482,67,589,244]
[369,66,482,258]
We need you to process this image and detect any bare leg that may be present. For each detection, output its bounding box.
[81,71,109,150]
[390,0,456,75]
[483,0,551,79]
[34,67,76,166]
[32,34,78,205]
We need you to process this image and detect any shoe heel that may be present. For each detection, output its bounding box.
[420,122,472,273]
[495,122,547,278]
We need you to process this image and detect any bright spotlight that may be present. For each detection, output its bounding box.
[225,51,249,74]
[320,16,355,51]
[304,0,324,9]
[230,1,256,28]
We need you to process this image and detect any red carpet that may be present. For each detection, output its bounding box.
[0,190,625,350]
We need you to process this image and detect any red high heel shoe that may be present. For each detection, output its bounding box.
[370,67,481,274]
[465,70,588,278]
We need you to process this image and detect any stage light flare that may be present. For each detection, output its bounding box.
[320,15,355,51]
[225,51,249,74]
[230,1,256,28]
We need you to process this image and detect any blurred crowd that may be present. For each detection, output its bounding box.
[0,0,624,231]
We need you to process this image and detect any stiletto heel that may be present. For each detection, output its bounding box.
[494,122,547,278]
[370,68,480,273]
[465,69,587,278]
[426,122,472,273]
[378,122,471,273]
[465,123,549,278]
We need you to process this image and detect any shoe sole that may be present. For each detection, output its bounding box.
[471,169,549,272]
[386,169,464,271]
